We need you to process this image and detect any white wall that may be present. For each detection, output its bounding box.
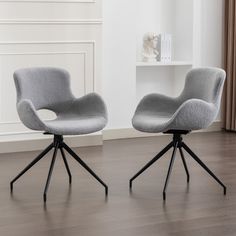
[200,0,224,68]
[103,0,224,130]
[103,0,136,129]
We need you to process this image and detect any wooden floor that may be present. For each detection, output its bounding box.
[0,131,235,236]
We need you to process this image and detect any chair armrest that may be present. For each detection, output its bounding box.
[71,93,108,119]
[134,93,179,114]
[170,99,217,130]
[17,99,46,131]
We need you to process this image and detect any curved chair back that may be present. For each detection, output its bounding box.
[14,67,74,110]
[180,67,226,106]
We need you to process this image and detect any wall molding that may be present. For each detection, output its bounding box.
[0,50,87,94]
[0,40,96,44]
[0,51,86,56]
[0,0,96,3]
[0,19,103,25]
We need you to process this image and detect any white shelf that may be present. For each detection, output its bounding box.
[136,61,193,67]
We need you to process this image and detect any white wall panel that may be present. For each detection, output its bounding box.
[0,0,101,19]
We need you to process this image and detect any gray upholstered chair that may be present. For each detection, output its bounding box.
[11,67,108,202]
[130,67,227,200]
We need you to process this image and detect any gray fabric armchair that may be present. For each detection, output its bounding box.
[11,67,108,202]
[130,67,227,200]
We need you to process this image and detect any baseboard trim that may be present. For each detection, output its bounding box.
[103,128,159,140]
[196,120,222,133]
[0,121,222,153]
[103,121,223,140]
[0,132,102,154]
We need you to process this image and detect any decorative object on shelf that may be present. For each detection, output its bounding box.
[142,32,159,62]
[157,33,172,62]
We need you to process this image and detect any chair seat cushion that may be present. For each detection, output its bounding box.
[132,95,217,133]
[132,111,174,133]
[44,115,107,135]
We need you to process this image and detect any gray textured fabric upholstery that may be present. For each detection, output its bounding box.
[14,67,108,135]
[132,67,226,133]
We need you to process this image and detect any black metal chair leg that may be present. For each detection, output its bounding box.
[163,142,178,201]
[179,147,190,183]
[43,144,59,202]
[62,143,108,196]
[182,142,226,195]
[129,141,174,189]
[60,147,72,184]
[10,143,54,192]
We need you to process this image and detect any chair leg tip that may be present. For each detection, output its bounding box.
[163,192,166,201]
[224,187,227,195]
[10,183,13,192]
[105,187,108,196]
[129,181,132,189]
[43,194,47,202]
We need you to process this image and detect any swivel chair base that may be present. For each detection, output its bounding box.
[10,134,108,202]
[129,130,227,201]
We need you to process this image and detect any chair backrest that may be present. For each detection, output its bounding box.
[180,67,226,106]
[14,67,74,110]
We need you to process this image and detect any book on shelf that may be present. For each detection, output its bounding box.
[157,33,172,62]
